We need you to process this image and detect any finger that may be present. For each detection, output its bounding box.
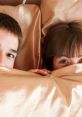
[35,70,50,76]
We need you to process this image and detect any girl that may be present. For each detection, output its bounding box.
[31,22,82,75]
[42,22,82,71]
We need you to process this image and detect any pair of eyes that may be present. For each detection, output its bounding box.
[55,56,82,66]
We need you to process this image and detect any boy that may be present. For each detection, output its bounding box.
[0,13,22,69]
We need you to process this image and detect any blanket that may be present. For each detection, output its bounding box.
[0,65,82,117]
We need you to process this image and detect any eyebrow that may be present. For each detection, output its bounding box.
[10,49,18,54]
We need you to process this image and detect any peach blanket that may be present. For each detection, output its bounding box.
[0,65,82,117]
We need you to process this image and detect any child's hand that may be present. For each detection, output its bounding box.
[29,69,51,76]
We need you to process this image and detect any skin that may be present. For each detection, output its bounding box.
[52,44,82,69]
[29,69,51,76]
[34,55,82,76]
[33,48,82,75]
[0,28,19,69]
[53,55,82,70]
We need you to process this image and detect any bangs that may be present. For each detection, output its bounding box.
[62,34,82,57]
[44,22,82,59]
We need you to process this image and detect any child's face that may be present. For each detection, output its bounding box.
[52,42,82,70]
[53,56,82,70]
[0,28,19,69]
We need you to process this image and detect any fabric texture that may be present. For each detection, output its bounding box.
[41,0,82,35]
[0,65,82,117]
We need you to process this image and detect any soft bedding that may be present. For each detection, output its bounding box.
[0,65,82,117]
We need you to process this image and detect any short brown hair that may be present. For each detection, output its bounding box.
[0,13,22,50]
[42,22,82,70]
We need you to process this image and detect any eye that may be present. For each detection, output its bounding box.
[79,57,82,63]
[58,57,70,65]
[55,57,71,68]
[59,59,68,64]
[6,53,16,59]
[53,56,71,69]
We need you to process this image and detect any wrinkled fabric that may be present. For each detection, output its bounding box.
[0,65,82,117]
[41,0,82,34]
[0,0,40,5]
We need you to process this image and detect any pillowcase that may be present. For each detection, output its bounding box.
[41,0,82,34]
[0,4,41,71]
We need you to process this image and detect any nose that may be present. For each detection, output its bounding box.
[71,58,79,64]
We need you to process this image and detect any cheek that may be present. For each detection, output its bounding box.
[5,59,15,69]
[53,60,62,69]
[0,50,3,63]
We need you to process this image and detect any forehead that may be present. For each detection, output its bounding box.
[0,28,18,50]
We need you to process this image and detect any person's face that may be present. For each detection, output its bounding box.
[53,46,82,70]
[53,56,82,69]
[0,28,19,69]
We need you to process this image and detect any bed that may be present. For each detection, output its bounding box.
[0,0,82,116]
